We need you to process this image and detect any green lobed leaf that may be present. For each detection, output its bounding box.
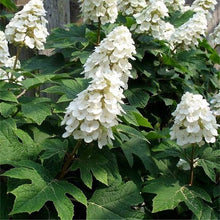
[40,139,68,161]
[0,91,17,103]
[46,24,87,49]
[143,176,212,219]
[43,78,90,103]
[124,88,149,108]
[0,119,42,165]
[71,51,91,64]
[87,181,145,219]
[122,107,153,129]
[116,124,148,141]
[153,141,181,159]
[71,145,120,188]
[2,161,87,220]
[22,54,65,74]
[21,74,57,89]
[197,159,219,183]
[121,138,159,175]
[0,102,17,117]
[21,98,52,125]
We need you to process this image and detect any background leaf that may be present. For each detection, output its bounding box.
[0,119,42,165]
[71,145,120,188]
[121,138,159,175]
[3,161,87,220]
[87,181,145,219]
[143,176,212,219]
[21,98,52,125]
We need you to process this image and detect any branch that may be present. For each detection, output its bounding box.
[57,140,82,180]
[16,89,27,99]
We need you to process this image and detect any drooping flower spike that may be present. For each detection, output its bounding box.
[5,0,49,50]
[62,26,136,148]
[170,92,218,147]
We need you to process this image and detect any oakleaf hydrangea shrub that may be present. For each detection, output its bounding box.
[0,0,219,219]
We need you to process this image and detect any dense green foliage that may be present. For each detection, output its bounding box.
[0,3,219,220]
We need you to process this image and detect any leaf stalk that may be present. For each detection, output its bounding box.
[189,144,196,186]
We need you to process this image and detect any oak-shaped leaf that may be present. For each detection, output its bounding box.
[143,176,213,219]
[2,161,87,220]
[0,119,42,165]
[71,145,121,189]
[87,181,145,219]
[121,138,159,175]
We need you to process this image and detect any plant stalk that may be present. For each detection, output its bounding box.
[189,145,196,186]
[57,140,82,180]
[16,89,27,99]
[97,17,101,45]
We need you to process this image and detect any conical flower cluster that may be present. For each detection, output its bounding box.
[78,0,118,25]
[5,0,49,50]
[170,92,218,147]
[0,31,10,65]
[62,26,136,148]
[131,0,175,41]
[209,23,220,47]
[117,0,147,16]
[210,91,220,117]
[170,12,207,50]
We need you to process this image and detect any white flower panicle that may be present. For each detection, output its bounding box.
[170,12,207,50]
[131,0,175,41]
[62,26,136,148]
[210,91,220,117]
[164,0,185,11]
[0,56,23,82]
[117,0,147,16]
[209,23,220,47]
[191,0,217,14]
[0,31,10,65]
[78,0,118,25]
[170,92,218,147]
[83,25,136,87]
[5,0,49,50]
